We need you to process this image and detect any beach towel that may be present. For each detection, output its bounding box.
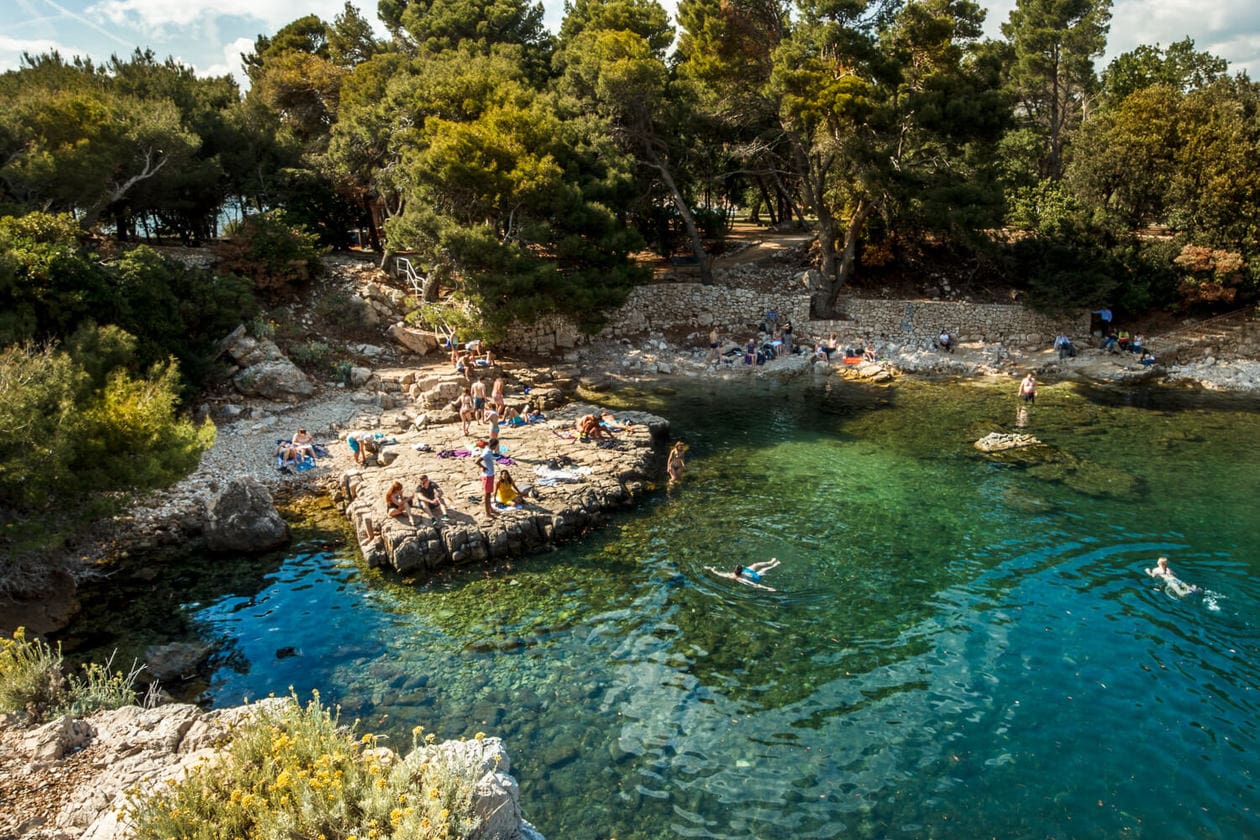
[495,456,516,466]
[437,448,473,459]
[552,430,576,441]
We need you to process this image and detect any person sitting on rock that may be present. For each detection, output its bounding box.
[494,470,525,509]
[385,481,411,522]
[936,330,954,353]
[414,475,449,521]
[576,413,611,440]
[291,428,316,458]
[863,342,878,362]
[275,441,304,469]
[1101,330,1119,353]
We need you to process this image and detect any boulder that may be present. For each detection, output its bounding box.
[143,641,214,682]
[233,358,315,401]
[204,477,289,552]
[349,365,373,387]
[387,322,439,356]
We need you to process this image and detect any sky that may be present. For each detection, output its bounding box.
[1,0,1258,89]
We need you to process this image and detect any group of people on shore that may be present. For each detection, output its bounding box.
[382,437,527,526]
[456,376,510,436]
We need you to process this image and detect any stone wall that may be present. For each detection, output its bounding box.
[832,297,1091,348]
[502,284,812,354]
[500,283,1088,354]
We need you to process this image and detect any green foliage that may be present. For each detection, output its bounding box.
[216,211,327,297]
[1000,0,1112,180]
[0,212,110,344]
[1101,38,1228,103]
[289,340,333,368]
[0,627,65,720]
[0,627,142,723]
[0,336,214,513]
[1009,223,1119,313]
[125,693,488,840]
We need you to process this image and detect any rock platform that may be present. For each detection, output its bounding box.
[330,401,671,574]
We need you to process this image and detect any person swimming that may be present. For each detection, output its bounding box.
[1146,555,1200,598]
[706,558,781,591]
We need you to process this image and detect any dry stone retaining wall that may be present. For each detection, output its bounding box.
[500,283,1088,354]
[833,297,1090,348]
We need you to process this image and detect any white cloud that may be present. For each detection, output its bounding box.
[86,0,351,32]
[984,0,1260,77]
[0,34,69,71]
[200,36,255,86]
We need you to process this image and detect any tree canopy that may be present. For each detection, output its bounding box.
[0,0,1257,333]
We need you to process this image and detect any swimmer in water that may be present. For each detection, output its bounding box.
[706,558,781,591]
[1146,555,1200,598]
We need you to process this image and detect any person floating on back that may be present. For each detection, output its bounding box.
[706,558,781,591]
[1146,555,1200,598]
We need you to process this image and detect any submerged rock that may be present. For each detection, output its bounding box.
[974,432,1040,452]
[143,641,213,682]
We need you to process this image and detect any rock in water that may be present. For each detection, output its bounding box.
[974,432,1040,452]
[143,641,213,682]
[204,476,289,552]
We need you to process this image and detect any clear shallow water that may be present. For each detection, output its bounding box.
[62,377,1260,838]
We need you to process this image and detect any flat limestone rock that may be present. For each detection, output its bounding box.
[332,402,670,575]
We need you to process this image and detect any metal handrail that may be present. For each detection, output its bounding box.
[395,256,424,298]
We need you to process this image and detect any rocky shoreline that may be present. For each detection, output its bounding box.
[0,700,543,840]
[332,400,669,574]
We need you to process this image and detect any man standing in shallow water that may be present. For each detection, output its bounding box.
[1020,372,1037,403]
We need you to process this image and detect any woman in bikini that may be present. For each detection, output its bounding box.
[385,481,410,521]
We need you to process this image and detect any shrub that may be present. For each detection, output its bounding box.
[0,337,215,512]
[0,627,65,720]
[1173,244,1252,308]
[0,627,142,722]
[125,693,486,840]
[313,291,368,331]
[289,340,332,368]
[216,211,327,298]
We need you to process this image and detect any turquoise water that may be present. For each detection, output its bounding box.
[62,377,1260,838]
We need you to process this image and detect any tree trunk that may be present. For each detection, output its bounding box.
[828,197,873,313]
[754,176,778,225]
[643,144,712,285]
[363,197,381,251]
